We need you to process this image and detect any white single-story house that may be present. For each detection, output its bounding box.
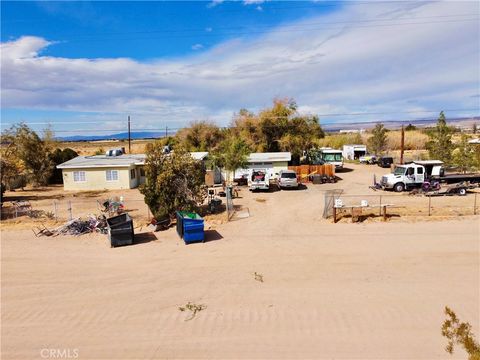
[228,152,291,181]
[57,151,208,191]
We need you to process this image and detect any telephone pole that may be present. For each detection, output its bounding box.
[400,125,405,164]
[165,125,168,138]
[128,115,131,154]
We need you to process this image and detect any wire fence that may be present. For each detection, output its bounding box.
[324,191,479,221]
[1,199,153,223]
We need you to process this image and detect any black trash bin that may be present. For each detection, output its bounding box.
[176,211,184,238]
[107,213,134,247]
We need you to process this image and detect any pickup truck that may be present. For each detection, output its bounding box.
[248,169,270,191]
[380,160,480,192]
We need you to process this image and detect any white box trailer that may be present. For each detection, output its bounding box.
[343,144,367,160]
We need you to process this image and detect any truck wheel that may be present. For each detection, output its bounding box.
[458,188,466,196]
[394,183,405,192]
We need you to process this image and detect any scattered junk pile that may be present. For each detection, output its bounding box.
[97,197,125,217]
[33,214,108,237]
[32,196,135,247]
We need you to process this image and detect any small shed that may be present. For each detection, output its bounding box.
[343,144,367,160]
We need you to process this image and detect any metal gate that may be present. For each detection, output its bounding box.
[323,189,343,219]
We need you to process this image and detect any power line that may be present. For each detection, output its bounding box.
[0,1,419,23]
[49,17,479,43]
[26,13,477,39]
[2,108,478,127]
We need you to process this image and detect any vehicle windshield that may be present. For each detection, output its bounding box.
[281,172,297,179]
[323,153,342,162]
[393,167,405,175]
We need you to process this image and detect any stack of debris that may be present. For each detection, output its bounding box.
[33,215,108,237]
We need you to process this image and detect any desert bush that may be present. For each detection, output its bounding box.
[315,133,365,149]
[386,130,428,151]
[442,306,480,360]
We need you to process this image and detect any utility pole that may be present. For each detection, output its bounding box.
[400,125,405,164]
[128,115,131,154]
[165,125,168,138]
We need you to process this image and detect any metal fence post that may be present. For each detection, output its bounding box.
[68,200,72,220]
[53,200,58,221]
[474,193,477,215]
[379,195,382,216]
[428,196,431,216]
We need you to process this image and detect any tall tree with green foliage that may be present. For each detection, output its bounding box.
[1,123,54,186]
[217,136,250,181]
[426,111,453,163]
[49,148,78,184]
[452,134,475,173]
[140,145,206,222]
[367,123,388,155]
[175,120,224,151]
[231,98,324,158]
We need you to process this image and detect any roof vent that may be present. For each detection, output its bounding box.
[105,148,124,157]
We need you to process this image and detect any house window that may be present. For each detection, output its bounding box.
[140,167,145,177]
[73,171,86,182]
[130,169,136,179]
[106,170,119,181]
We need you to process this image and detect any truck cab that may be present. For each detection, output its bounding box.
[381,161,443,192]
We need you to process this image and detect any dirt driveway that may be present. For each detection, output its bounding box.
[1,163,479,359]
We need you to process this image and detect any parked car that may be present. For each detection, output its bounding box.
[377,156,394,168]
[359,155,377,164]
[277,170,299,189]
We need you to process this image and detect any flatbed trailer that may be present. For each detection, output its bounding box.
[434,173,480,184]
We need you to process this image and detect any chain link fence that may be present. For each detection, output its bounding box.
[324,191,479,221]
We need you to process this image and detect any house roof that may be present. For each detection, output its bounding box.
[469,138,480,144]
[247,152,291,163]
[57,154,146,169]
[343,144,366,148]
[57,152,208,169]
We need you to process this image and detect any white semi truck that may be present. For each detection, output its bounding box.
[380,160,480,192]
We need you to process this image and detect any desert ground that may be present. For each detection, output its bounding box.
[1,164,479,359]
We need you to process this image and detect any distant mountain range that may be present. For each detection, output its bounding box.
[58,116,479,141]
[59,131,169,141]
[322,116,479,132]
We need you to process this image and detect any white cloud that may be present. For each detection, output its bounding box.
[206,0,224,9]
[1,1,479,131]
[191,43,204,51]
[243,0,265,5]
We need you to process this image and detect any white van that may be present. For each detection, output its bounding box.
[248,168,270,191]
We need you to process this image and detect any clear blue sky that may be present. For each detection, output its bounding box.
[2,1,340,60]
[1,1,479,136]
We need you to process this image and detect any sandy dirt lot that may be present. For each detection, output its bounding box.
[1,164,479,359]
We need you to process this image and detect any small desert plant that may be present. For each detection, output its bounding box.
[178,302,207,321]
[254,272,264,282]
[442,306,480,360]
